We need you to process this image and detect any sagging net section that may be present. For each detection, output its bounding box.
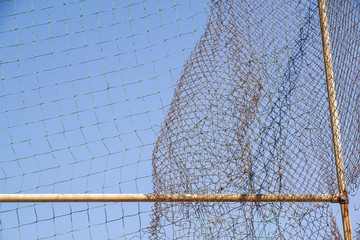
[151,0,360,239]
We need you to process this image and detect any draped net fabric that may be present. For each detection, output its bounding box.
[0,0,359,238]
[150,0,360,238]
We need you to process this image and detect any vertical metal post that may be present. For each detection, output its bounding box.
[317,0,352,239]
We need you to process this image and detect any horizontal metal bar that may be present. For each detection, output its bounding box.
[0,194,343,203]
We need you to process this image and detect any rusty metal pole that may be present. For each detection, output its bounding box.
[317,0,352,239]
[0,193,343,203]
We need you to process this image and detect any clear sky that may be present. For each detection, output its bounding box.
[0,0,208,238]
[0,0,359,239]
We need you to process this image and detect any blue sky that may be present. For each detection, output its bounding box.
[0,0,208,238]
[0,0,359,239]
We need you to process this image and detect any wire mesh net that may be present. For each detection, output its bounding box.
[0,0,359,239]
[150,0,360,239]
